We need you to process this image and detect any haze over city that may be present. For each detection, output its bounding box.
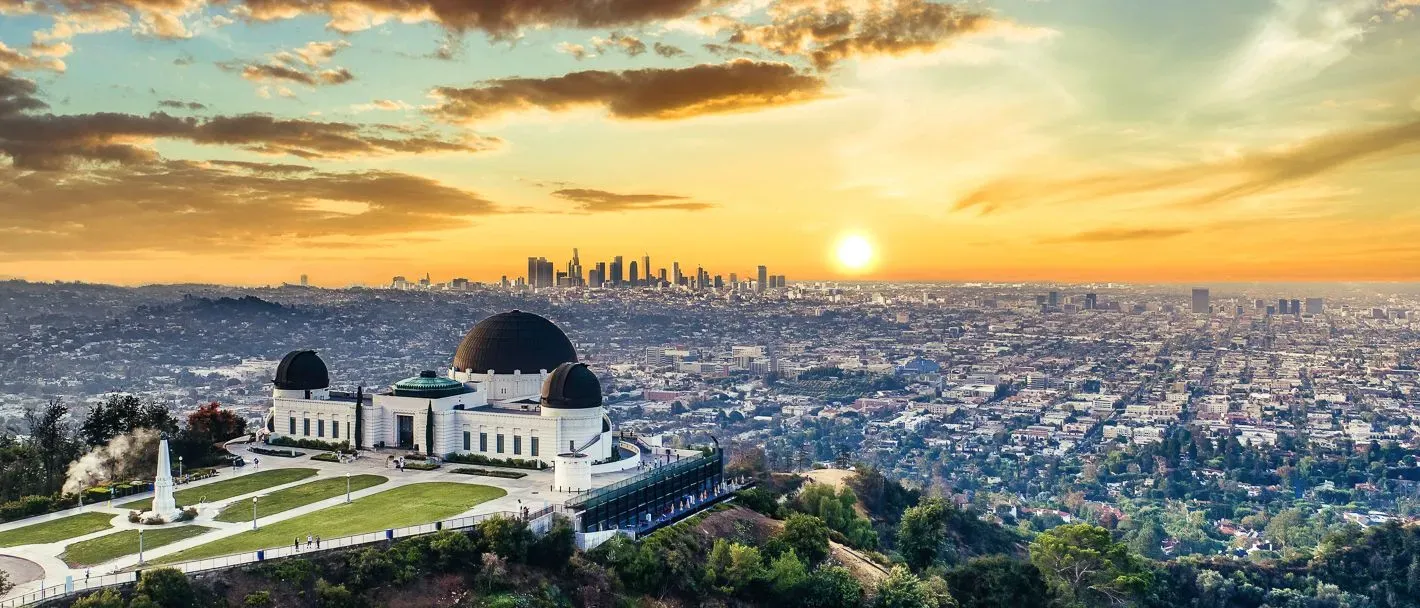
[2,0,1419,285]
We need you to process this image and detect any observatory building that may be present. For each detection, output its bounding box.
[264,310,615,464]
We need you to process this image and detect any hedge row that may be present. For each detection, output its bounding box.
[450,467,527,479]
[268,436,352,452]
[442,452,547,470]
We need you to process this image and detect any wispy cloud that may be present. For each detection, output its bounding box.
[551,188,714,212]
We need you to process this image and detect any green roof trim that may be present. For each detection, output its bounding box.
[392,371,471,399]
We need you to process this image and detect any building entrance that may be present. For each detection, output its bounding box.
[396,415,414,449]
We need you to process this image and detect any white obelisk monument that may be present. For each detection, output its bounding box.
[150,439,180,521]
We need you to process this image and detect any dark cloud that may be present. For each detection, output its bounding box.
[1040,228,1192,244]
[157,99,207,110]
[552,188,712,212]
[653,42,686,58]
[0,78,498,170]
[230,62,353,86]
[593,32,646,56]
[730,0,990,70]
[229,0,722,36]
[431,59,826,123]
[0,160,500,256]
[955,120,1420,214]
[0,73,48,116]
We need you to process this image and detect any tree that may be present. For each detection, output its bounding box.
[529,515,575,571]
[874,565,957,608]
[186,402,246,444]
[767,550,808,600]
[136,567,195,608]
[26,398,80,495]
[775,514,831,566]
[898,498,949,571]
[1264,508,1312,555]
[0,569,11,596]
[946,556,1052,608]
[80,395,176,446]
[1029,524,1151,608]
[706,539,767,595]
[71,589,123,608]
[478,515,532,562]
[803,565,864,608]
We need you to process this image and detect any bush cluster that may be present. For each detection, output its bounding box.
[443,452,548,470]
[451,467,528,479]
[267,436,351,452]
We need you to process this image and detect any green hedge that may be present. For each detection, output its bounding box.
[443,452,547,470]
[402,462,440,471]
[311,453,340,462]
[0,493,81,523]
[268,436,352,452]
[450,467,527,479]
[250,447,305,458]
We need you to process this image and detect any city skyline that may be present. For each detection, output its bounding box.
[2,0,1419,285]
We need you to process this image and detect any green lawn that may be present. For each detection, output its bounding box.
[118,468,317,509]
[213,475,388,523]
[0,512,115,547]
[160,483,505,563]
[61,525,212,567]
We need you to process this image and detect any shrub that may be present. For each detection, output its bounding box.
[136,567,195,608]
[249,447,304,458]
[311,453,340,463]
[268,436,351,452]
[129,511,142,523]
[478,516,533,562]
[242,591,273,607]
[0,492,80,522]
[316,580,359,608]
[443,452,547,470]
[402,461,440,471]
[451,467,527,479]
[72,589,124,608]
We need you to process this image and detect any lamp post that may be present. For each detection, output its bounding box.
[251,497,259,531]
[138,529,144,565]
[345,473,351,503]
[178,456,183,480]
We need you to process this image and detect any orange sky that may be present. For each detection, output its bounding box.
[1,0,1418,285]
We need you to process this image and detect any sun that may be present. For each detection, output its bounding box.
[834,234,875,273]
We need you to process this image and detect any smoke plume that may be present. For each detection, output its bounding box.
[62,429,161,495]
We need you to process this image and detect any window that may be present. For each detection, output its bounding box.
[496,434,505,454]
[530,437,539,457]
[569,440,575,452]
[513,436,522,455]
[317,419,325,438]
[303,418,310,436]
[331,420,339,439]
[479,432,488,452]
[463,431,471,451]
[289,417,296,434]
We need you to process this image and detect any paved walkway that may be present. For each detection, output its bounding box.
[0,441,646,602]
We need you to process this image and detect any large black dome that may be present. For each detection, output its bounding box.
[452,310,577,374]
[274,350,329,390]
[540,362,602,409]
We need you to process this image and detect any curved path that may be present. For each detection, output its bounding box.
[1,440,648,603]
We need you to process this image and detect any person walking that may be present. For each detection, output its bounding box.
[294,538,300,552]
[315,535,321,549]
[306,534,313,549]
[85,569,90,583]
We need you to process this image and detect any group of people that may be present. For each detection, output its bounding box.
[388,456,410,471]
[293,534,322,552]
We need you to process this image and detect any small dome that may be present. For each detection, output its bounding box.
[540,362,602,409]
[452,310,578,374]
[393,371,467,399]
[274,350,329,390]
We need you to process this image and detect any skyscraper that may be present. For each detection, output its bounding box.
[1278,298,1289,315]
[673,262,683,286]
[300,274,308,287]
[1048,291,1060,307]
[1191,288,1210,314]
[642,255,651,286]
[611,256,624,285]
[757,265,768,294]
[594,262,606,287]
[1290,299,1301,316]
[629,261,639,285]
[1305,298,1325,315]
[1085,293,1098,310]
